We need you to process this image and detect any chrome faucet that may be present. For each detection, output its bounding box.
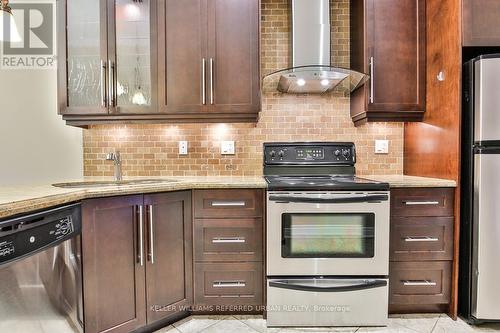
[106,151,123,181]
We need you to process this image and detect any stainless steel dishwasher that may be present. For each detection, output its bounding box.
[0,203,83,333]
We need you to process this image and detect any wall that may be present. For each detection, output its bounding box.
[82,0,404,177]
[0,69,83,185]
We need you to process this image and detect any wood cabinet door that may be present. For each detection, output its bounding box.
[366,0,425,114]
[463,0,500,46]
[144,191,193,324]
[157,0,209,114]
[207,0,260,115]
[57,0,109,115]
[82,195,146,333]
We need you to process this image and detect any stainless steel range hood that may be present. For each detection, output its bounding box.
[262,0,368,94]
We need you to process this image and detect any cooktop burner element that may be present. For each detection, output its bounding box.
[263,142,389,191]
[265,175,389,191]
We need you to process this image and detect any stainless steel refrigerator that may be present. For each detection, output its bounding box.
[460,54,500,323]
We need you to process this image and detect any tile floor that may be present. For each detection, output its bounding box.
[154,314,500,333]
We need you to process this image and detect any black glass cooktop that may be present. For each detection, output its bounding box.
[265,175,389,191]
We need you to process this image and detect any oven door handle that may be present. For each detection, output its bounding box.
[269,279,387,293]
[268,194,389,204]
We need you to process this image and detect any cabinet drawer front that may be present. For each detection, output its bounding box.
[391,188,454,217]
[389,261,451,305]
[194,190,263,218]
[390,217,453,261]
[194,262,263,306]
[194,218,263,262]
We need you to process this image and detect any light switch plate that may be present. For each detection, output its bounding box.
[221,141,235,155]
[375,140,389,154]
[178,141,188,155]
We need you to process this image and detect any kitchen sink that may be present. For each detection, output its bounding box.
[52,179,179,189]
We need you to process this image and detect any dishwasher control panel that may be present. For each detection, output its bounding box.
[0,204,81,265]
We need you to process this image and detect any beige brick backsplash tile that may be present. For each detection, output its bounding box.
[82,0,403,177]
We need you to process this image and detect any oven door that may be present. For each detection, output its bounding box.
[266,191,390,276]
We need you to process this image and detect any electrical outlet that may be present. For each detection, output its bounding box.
[178,141,188,155]
[221,141,235,155]
[375,140,389,154]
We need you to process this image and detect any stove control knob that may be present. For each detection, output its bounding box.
[334,150,341,157]
[278,150,285,159]
[270,150,276,158]
[342,149,351,158]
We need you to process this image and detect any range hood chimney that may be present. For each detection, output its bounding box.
[262,0,368,94]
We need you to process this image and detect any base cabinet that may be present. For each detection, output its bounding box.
[82,195,146,333]
[388,188,455,313]
[193,189,264,312]
[82,191,192,333]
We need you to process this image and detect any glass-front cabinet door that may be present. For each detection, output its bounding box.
[59,0,108,114]
[58,0,156,116]
[281,213,375,258]
[110,0,156,114]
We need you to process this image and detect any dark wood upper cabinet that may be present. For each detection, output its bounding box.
[144,191,193,324]
[463,0,500,46]
[157,0,260,122]
[207,0,261,115]
[59,0,260,126]
[158,0,208,114]
[350,0,426,125]
[81,192,193,333]
[82,195,146,333]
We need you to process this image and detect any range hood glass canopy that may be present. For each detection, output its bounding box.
[262,65,369,94]
[262,0,369,94]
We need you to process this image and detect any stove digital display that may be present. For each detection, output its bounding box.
[295,148,324,160]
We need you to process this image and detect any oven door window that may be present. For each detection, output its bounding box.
[282,213,375,258]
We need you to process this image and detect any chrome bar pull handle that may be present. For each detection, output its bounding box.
[212,237,246,244]
[369,56,374,104]
[404,236,439,242]
[213,280,246,288]
[148,205,154,264]
[100,60,107,107]
[202,58,206,105]
[138,205,144,266]
[108,60,115,107]
[210,201,246,207]
[210,58,214,105]
[403,201,440,206]
[402,280,437,287]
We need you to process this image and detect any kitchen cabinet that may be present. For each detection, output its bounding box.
[463,0,500,46]
[350,0,426,125]
[157,0,260,122]
[388,188,455,314]
[57,0,260,127]
[81,191,192,333]
[81,195,146,333]
[58,0,157,118]
[144,192,193,323]
[192,189,264,311]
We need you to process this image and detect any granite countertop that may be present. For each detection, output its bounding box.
[0,174,456,220]
[363,175,457,188]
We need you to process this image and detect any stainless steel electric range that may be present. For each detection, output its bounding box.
[264,142,390,327]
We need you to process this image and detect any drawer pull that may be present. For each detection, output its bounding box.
[404,236,439,242]
[403,201,440,206]
[402,280,437,286]
[213,280,246,288]
[210,201,246,207]
[212,237,246,244]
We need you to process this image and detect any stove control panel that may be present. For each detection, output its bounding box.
[264,142,355,165]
